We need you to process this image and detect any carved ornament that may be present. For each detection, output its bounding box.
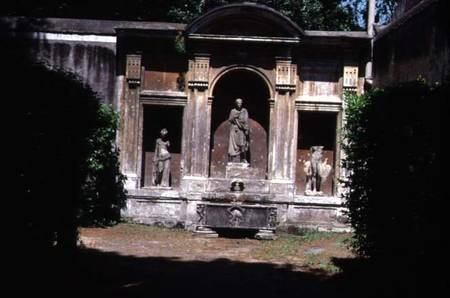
[188,56,210,90]
[343,66,358,92]
[276,58,297,93]
[126,54,142,87]
[197,204,206,225]
[227,206,246,227]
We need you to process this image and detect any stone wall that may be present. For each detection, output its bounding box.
[1,17,119,106]
[31,36,118,106]
[373,0,449,86]
[122,195,350,232]
[3,12,364,234]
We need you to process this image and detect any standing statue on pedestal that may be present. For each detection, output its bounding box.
[152,128,171,187]
[228,98,249,163]
[304,146,332,196]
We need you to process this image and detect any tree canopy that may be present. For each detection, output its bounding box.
[1,0,399,31]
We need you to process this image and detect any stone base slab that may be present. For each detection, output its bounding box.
[121,191,351,233]
[255,229,277,240]
[193,226,219,238]
[225,163,265,179]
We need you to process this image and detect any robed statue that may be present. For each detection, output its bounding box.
[228,98,249,163]
[152,128,171,187]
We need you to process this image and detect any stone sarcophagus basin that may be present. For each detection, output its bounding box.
[197,203,277,230]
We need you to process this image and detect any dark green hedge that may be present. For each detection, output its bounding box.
[17,63,126,250]
[79,104,126,227]
[3,25,126,252]
[342,80,445,295]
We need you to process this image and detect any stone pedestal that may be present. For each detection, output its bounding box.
[255,229,277,240]
[226,162,264,179]
[193,226,218,238]
[147,186,172,190]
[124,173,139,190]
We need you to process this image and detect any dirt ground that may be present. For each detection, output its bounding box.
[79,223,354,273]
[51,223,366,298]
[23,223,422,298]
[21,223,388,298]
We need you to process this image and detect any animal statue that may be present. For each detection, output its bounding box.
[303,146,332,196]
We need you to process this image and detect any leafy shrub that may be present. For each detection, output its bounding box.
[3,21,126,250]
[342,80,445,295]
[80,104,126,226]
[18,63,101,250]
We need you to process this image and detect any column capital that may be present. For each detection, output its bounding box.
[125,53,142,88]
[188,55,210,90]
[343,66,358,93]
[275,57,297,94]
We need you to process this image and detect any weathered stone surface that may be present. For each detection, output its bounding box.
[373,0,448,86]
[122,198,183,228]
[196,203,277,230]
[269,181,295,196]
[123,190,350,232]
[225,163,264,179]
[181,177,208,193]
[5,2,378,233]
[286,204,350,231]
[255,229,277,240]
[207,178,270,193]
[185,200,201,231]
[193,227,219,238]
[201,192,274,203]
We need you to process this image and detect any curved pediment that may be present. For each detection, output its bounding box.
[186,3,303,38]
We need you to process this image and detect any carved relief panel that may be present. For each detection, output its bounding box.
[343,66,359,90]
[275,58,297,92]
[188,55,210,89]
[126,54,142,87]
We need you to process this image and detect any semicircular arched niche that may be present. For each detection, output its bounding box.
[209,69,270,179]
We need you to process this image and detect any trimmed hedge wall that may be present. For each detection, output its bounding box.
[3,21,126,252]
[342,80,446,295]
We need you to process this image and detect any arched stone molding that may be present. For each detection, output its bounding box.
[186,2,304,38]
[209,65,275,99]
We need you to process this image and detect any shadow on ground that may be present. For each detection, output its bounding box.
[21,246,441,298]
[22,248,357,298]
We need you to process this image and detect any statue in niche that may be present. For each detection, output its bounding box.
[228,98,249,163]
[152,128,171,187]
[304,146,332,196]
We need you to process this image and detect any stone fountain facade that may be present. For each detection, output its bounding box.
[117,3,369,236]
[3,3,377,236]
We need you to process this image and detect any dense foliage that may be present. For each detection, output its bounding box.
[166,0,362,30]
[0,0,400,30]
[342,80,445,295]
[80,104,126,227]
[3,26,126,251]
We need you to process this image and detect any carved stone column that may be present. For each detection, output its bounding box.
[182,54,211,188]
[338,66,359,195]
[268,57,298,189]
[343,66,359,93]
[120,54,142,189]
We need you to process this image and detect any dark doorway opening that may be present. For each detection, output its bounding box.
[210,69,270,178]
[296,111,337,196]
[142,105,183,188]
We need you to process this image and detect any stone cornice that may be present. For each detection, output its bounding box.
[374,0,438,41]
[188,33,300,44]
